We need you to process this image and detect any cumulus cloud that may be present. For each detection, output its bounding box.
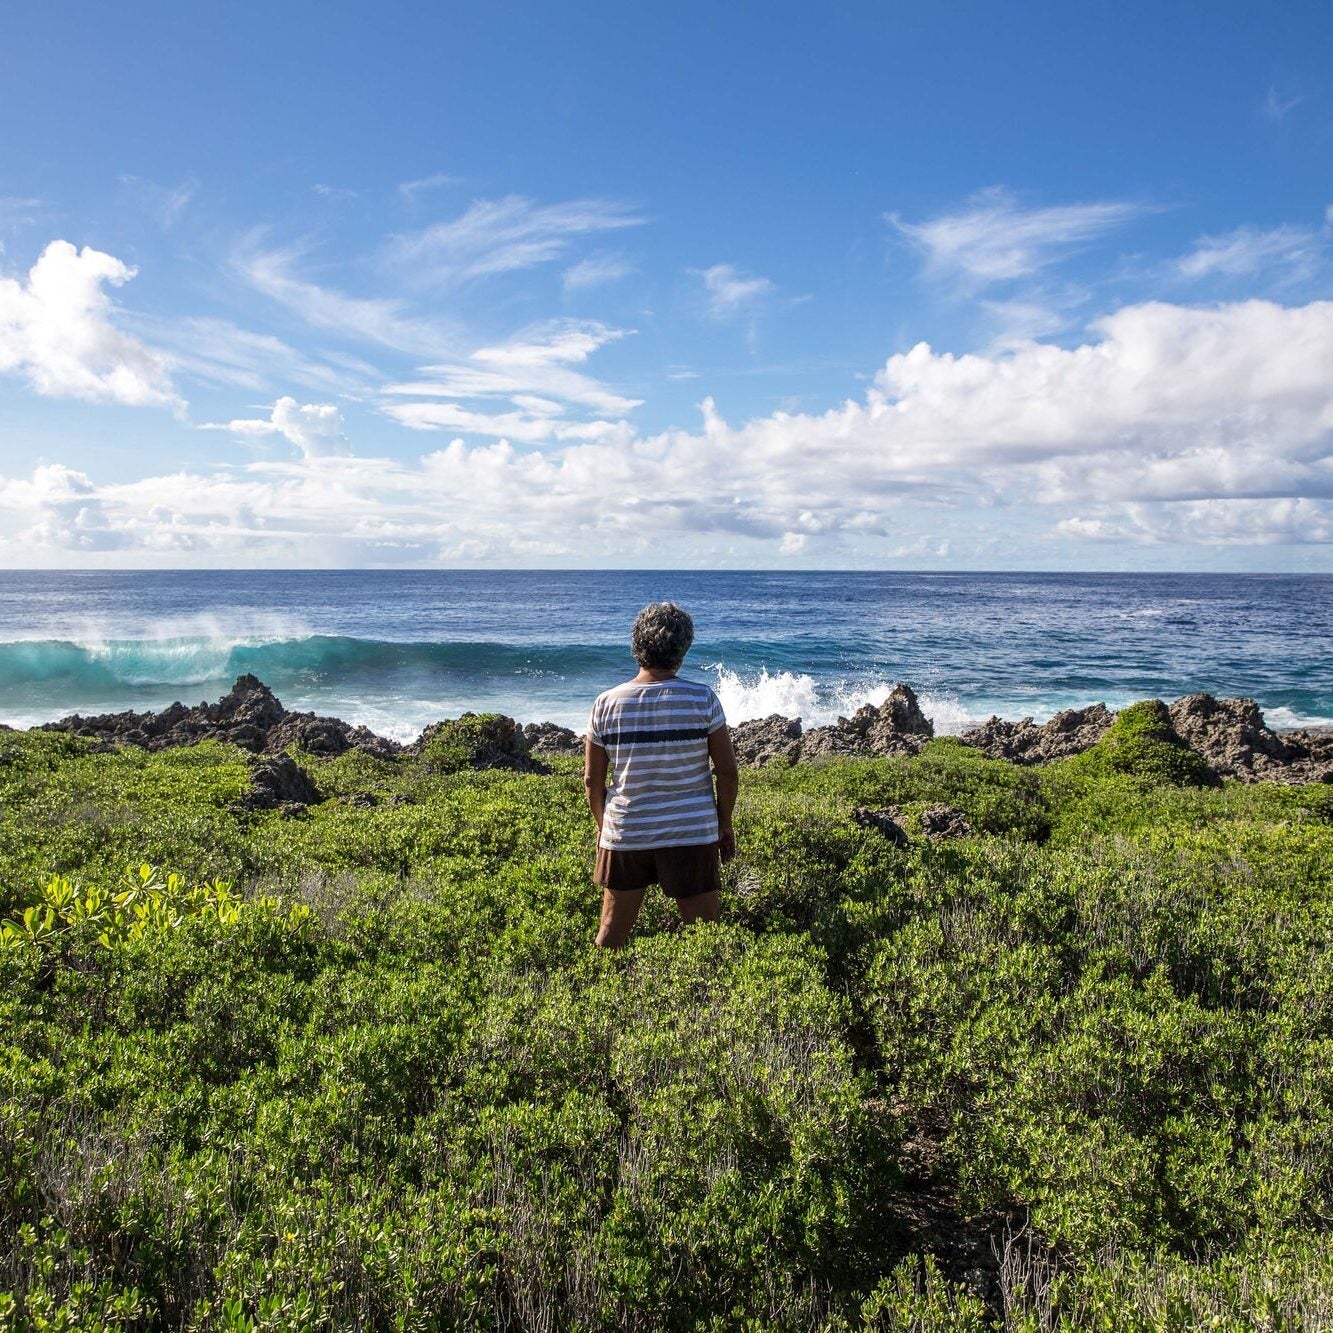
[0,240,183,410]
[202,396,350,458]
[694,263,777,319]
[4,295,1333,563]
[0,463,128,551]
[890,187,1150,287]
[386,195,643,285]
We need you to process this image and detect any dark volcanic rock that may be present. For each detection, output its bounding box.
[918,804,972,840]
[959,704,1114,765]
[801,685,934,761]
[522,721,583,755]
[40,674,402,759]
[230,754,323,814]
[851,805,909,846]
[731,714,804,766]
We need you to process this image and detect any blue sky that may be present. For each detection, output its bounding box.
[1,0,1331,568]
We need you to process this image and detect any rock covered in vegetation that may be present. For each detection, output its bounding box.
[41,674,402,760]
[959,703,1114,765]
[522,720,583,755]
[413,712,550,774]
[730,713,804,766]
[230,753,324,816]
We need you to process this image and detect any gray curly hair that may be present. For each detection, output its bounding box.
[631,602,695,671]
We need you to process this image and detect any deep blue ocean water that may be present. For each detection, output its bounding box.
[0,570,1329,739]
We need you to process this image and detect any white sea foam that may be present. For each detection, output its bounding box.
[711,665,822,724]
[709,666,988,733]
[1265,705,1333,731]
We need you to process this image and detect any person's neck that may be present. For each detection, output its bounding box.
[632,666,679,683]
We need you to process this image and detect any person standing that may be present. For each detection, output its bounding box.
[584,602,738,948]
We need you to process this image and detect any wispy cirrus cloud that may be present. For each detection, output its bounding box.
[118,175,197,230]
[233,233,460,356]
[397,172,461,202]
[693,263,777,319]
[890,186,1151,288]
[1260,85,1304,123]
[383,320,640,421]
[1176,222,1327,282]
[385,194,644,285]
[563,254,635,291]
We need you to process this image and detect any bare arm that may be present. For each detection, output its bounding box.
[583,735,609,833]
[708,726,739,862]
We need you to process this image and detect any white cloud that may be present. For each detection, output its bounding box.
[1177,224,1324,281]
[119,175,197,229]
[890,187,1149,287]
[1261,86,1304,123]
[383,320,640,437]
[5,295,1333,564]
[0,240,183,410]
[563,254,635,291]
[385,195,643,285]
[0,196,42,231]
[136,315,368,393]
[0,463,128,551]
[397,172,461,202]
[695,263,777,319]
[234,235,459,356]
[201,396,349,458]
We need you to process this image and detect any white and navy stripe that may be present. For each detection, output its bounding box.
[587,678,727,850]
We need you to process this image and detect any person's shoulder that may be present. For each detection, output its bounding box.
[594,680,641,707]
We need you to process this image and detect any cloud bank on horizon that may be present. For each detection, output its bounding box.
[0,3,1331,569]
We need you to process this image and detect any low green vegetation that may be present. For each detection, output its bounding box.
[1,721,1331,1330]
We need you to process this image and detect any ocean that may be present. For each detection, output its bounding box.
[0,569,1329,740]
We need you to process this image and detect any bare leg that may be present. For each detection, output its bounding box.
[596,887,644,949]
[676,890,721,926]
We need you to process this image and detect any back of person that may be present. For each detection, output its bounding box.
[588,677,726,851]
[583,601,739,948]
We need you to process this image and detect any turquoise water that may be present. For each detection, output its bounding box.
[1,570,1329,738]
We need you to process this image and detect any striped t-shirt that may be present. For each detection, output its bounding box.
[587,677,728,851]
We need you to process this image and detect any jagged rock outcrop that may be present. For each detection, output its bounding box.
[918,805,972,840]
[1168,694,1333,783]
[959,704,1114,765]
[522,721,583,755]
[851,805,909,846]
[41,674,402,759]
[801,685,934,761]
[230,754,323,817]
[731,714,804,766]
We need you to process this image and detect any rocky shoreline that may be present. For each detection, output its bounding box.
[21,673,1333,785]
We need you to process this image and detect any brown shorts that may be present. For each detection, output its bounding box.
[594,841,722,899]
